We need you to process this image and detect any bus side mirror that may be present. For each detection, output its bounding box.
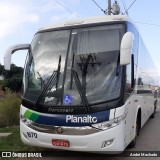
[4,44,30,70]
[120,32,133,65]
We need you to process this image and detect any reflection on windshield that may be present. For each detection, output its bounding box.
[35,55,62,106]
[24,30,70,104]
[63,25,124,105]
[23,24,125,106]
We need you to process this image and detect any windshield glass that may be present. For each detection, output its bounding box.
[24,30,70,104]
[23,24,124,106]
[64,25,124,105]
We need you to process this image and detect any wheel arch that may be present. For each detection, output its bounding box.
[135,106,141,131]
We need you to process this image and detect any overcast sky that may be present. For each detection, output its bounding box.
[0,0,160,82]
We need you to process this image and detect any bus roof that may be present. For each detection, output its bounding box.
[39,15,128,31]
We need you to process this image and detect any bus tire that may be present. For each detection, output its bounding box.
[128,115,140,148]
[150,106,156,118]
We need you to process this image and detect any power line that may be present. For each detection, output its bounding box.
[54,0,160,28]
[91,0,107,15]
[135,21,160,27]
[123,0,126,6]
[124,0,137,14]
[123,0,127,9]
[120,0,128,14]
[54,0,79,18]
[129,13,160,27]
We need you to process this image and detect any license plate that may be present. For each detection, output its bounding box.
[52,139,70,147]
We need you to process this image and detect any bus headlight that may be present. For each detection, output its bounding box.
[20,114,32,125]
[92,111,127,130]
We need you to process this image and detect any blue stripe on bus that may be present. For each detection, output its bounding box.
[34,110,110,126]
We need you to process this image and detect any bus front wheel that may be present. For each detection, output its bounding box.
[128,116,140,148]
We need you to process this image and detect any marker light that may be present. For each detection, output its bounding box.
[92,111,127,130]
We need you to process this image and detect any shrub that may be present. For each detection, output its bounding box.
[0,90,21,127]
[1,64,23,92]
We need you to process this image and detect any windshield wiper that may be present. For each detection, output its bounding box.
[56,55,61,89]
[35,55,61,107]
[35,71,57,107]
[71,69,90,112]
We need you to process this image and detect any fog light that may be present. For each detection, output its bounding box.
[101,139,114,148]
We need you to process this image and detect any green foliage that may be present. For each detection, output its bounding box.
[0,127,26,151]
[0,127,45,152]
[0,80,3,87]
[0,127,50,152]
[0,90,21,127]
[1,64,23,92]
[0,64,4,75]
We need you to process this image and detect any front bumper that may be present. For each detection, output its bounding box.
[20,120,125,152]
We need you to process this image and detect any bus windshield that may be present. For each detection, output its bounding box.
[23,24,125,106]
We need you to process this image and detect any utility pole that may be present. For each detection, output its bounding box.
[108,0,111,15]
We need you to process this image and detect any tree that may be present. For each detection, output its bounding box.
[1,64,23,92]
[0,64,4,75]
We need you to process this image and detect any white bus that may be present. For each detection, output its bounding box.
[4,15,159,152]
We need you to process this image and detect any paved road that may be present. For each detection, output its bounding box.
[40,101,160,160]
